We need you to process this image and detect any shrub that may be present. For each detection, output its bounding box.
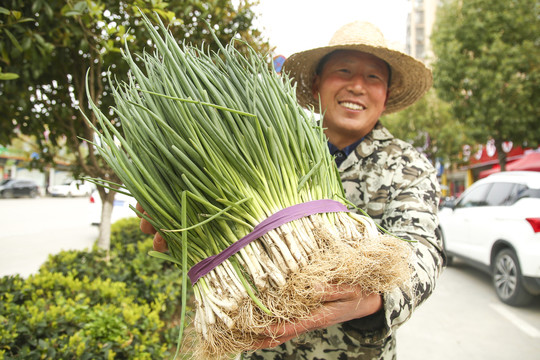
[1,217,190,359]
[109,217,157,256]
[0,271,167,359]
[40,218,184,319]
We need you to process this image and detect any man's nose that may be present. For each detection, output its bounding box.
[346,74,366,94]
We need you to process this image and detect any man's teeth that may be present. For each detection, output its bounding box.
[340,102,365,110]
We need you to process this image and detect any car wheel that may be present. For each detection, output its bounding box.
[444,252,454,267]
[492,249,533,306]
[3,190,14,198]
[30,189,38,198]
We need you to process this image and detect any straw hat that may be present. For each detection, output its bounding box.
[281,21,432,114]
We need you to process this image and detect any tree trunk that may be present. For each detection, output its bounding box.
[495,138,508,172]
[96,190,116,252]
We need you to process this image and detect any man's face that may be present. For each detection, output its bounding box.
[312,50,390,149]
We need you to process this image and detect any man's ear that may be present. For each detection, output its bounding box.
[312,75,321,99]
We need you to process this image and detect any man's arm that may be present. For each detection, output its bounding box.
[344,160,444,343]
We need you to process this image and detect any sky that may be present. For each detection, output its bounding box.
[253,0,410,57]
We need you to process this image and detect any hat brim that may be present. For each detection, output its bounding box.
[282,44,432,115]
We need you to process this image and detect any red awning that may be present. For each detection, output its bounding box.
[478,164,501,179]
[478,152,540,178]
[507,152,540,171]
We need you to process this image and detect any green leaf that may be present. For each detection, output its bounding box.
[43,2,54,19]
[148,251,183,266]
[33,33,46,47]
[64,10,83,17]
[0,72,20,80]
[74,1,88,13]
[11,10,22,20]
[4,29,23,52]
[31,0,42,13]
[21,36,32,51]
[15,18,35,24]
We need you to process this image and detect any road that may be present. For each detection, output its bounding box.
[0,196,99,278]
[1,196,539,359]
[398,259,540,360]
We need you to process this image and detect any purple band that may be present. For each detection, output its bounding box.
[188,199,349,284]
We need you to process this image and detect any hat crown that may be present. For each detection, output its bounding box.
[329,21,388,48]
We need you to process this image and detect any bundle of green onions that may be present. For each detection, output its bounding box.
[86,14,411,359]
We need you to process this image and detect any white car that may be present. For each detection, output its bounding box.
[48,180,93,197]
[438,171,540,306]
[89,189,138,225]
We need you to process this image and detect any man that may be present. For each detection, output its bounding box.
[140,21,444,360]
[245,21,445,359]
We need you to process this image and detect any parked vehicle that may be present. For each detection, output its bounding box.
[438,171,540,306]
[48,180,93,197]
[0,179,40,198]
[89,189,138,225]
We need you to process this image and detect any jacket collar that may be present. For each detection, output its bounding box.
[337,121,394,170]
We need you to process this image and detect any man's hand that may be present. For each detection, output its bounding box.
[251,284,382,349]
[136,203,168,252]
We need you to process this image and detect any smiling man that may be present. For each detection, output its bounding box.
[247,21,445,360]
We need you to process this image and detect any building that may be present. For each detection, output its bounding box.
[406,0,440,64]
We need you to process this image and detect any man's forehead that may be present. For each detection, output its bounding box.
[326,50,386,67]
[322,50,389,77]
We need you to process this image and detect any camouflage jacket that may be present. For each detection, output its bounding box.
[248,122,445,360]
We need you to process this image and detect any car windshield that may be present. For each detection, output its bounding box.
[484,182,515,206]
[1,179,13,186]
[456,183,491,208]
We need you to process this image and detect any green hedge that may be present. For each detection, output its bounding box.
[0,218,187,360]
[41,218,183,320]
[0,272,167,359]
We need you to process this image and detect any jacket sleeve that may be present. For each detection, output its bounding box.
[343,152,445,344]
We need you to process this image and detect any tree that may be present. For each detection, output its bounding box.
[431,0,540,170]
[383,89,470,166]
[0,0,270,250]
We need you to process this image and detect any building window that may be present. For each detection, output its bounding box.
[415,10,425,24]
[416,44,425,58]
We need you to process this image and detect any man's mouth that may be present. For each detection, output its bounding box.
[339,101,365,111]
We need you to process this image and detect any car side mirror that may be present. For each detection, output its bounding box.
[440,197,456,209]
